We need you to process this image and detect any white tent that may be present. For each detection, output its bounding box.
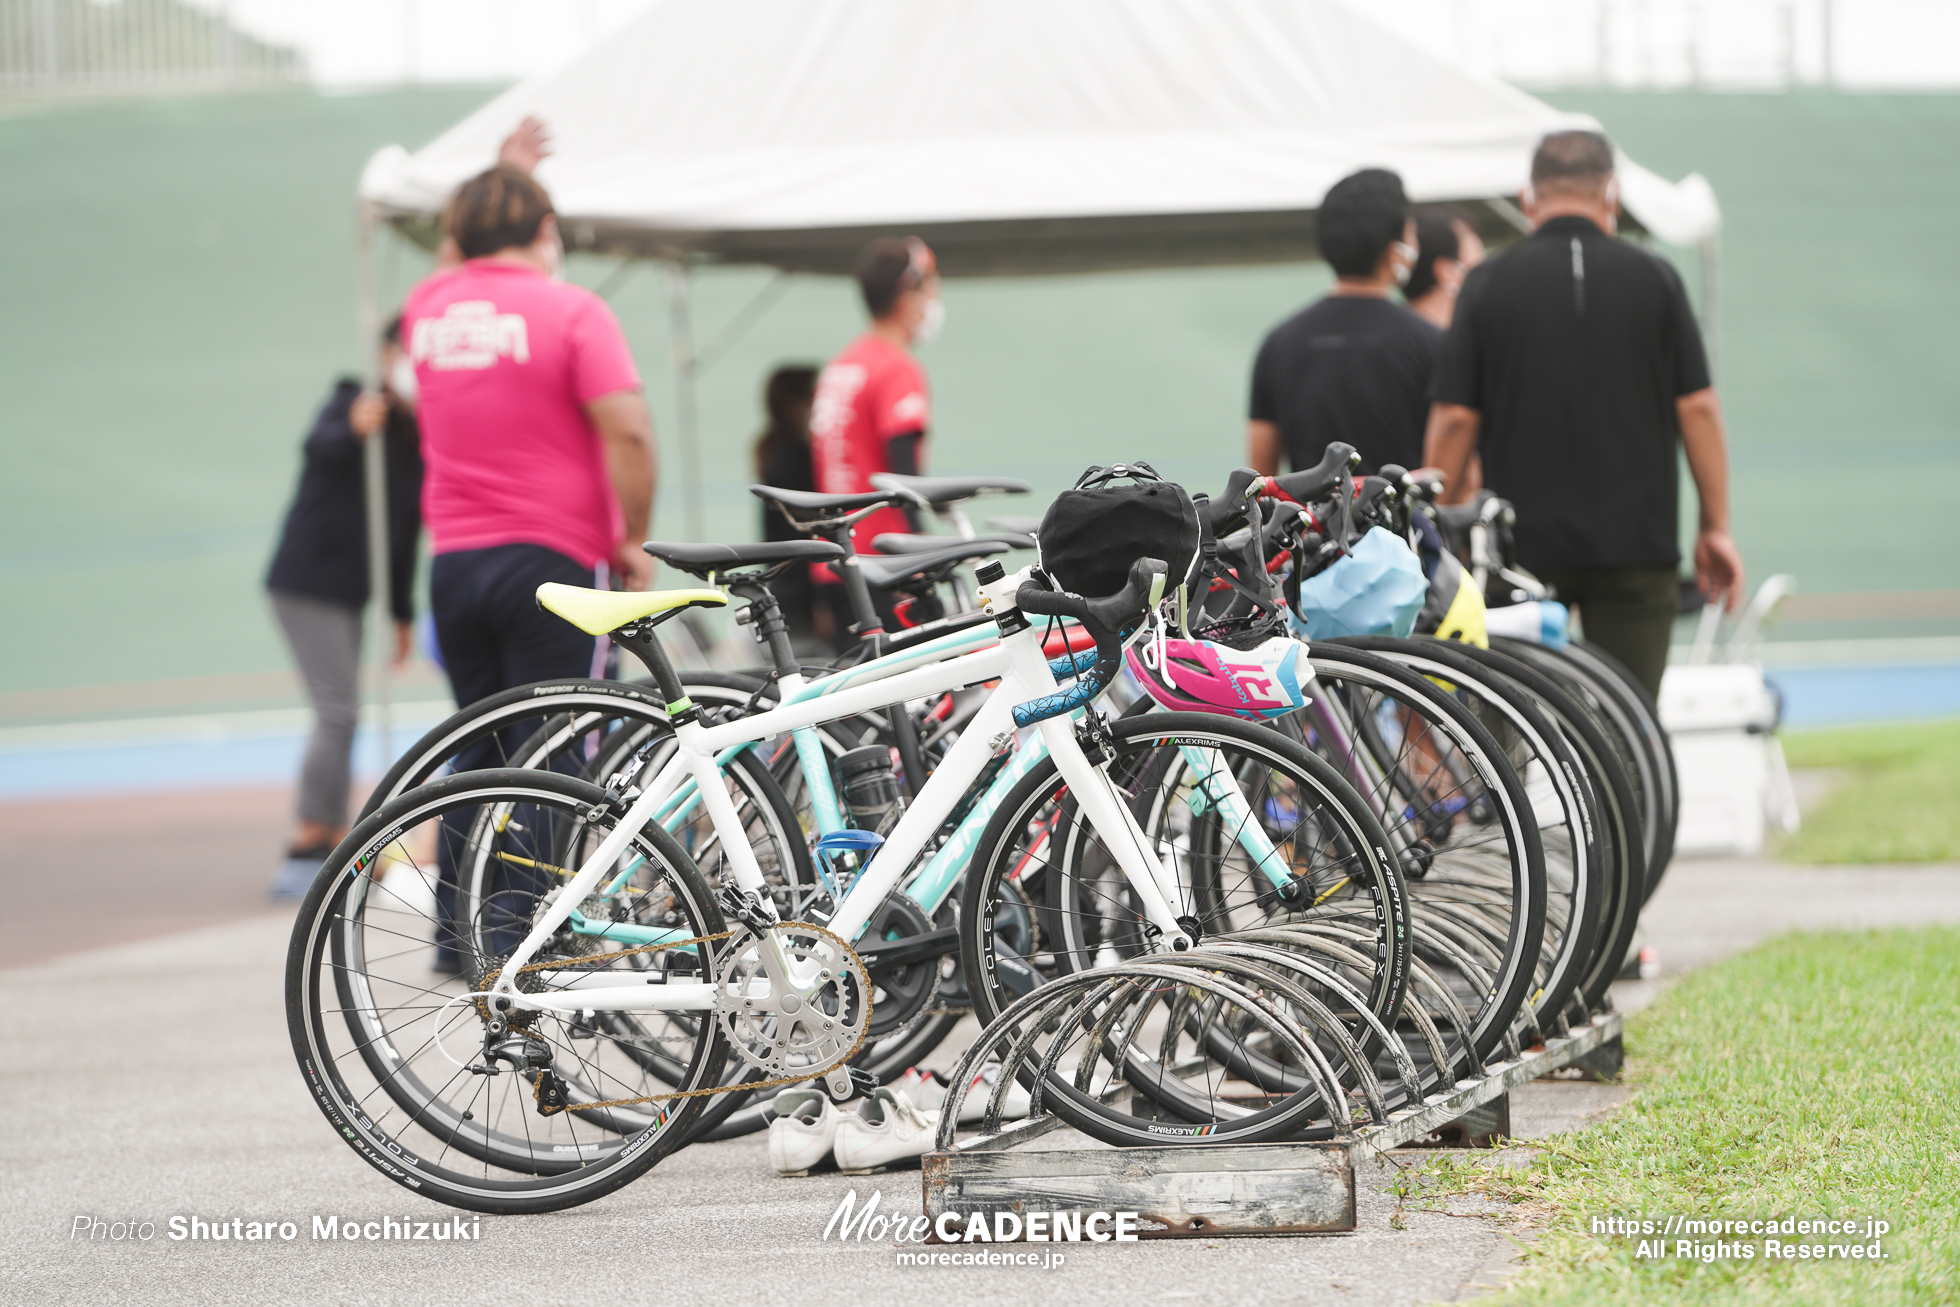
[359,0,1721,274]
[349,0,1723,733]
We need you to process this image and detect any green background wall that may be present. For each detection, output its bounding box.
[2,89,1955,696]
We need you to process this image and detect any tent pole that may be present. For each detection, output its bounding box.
[1699,234,1721,385]
[668,260,704,541]
[356,201,393,772]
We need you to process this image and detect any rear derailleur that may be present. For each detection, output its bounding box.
[469,1011,570,1117]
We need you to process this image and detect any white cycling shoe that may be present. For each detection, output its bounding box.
[767,1087,840,1177]
[902,1064,1033,1123]
[832,1087,941,1174]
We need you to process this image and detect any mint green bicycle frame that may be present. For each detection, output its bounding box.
[573,623,1294,954]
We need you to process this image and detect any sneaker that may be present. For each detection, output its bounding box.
[897,1067,951,1114]
[766,1087,840,1177]
[831,1087,940,1174]
[913,1062,1033,1123]
[271,845,330,902]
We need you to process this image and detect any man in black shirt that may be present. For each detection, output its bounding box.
[1424,130,1743,699]
[1248,169,1436,477]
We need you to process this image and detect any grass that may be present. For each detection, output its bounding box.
[1779,718,1960,863]
[1422,927,1960,1305]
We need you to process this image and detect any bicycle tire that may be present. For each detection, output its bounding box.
[1494,638,1665,905]
[958,712,1410,1145]
[1343,637,1642,1012]
[287,769,728,1213]
[1543,638,1680,904]
[1293,644,1562,1059]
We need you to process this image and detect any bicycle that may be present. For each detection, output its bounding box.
[289,548,1410,1211]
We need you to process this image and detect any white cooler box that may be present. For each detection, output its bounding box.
[1658,663,1799,857]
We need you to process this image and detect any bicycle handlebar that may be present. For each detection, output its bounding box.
[1270,442,1359,505]
[1011,556,1167,727]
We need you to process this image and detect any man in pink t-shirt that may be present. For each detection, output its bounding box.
[402,165,656,717]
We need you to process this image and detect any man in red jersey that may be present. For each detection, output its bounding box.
[811,237,942,561]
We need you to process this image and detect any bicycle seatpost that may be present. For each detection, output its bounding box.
[726,577,800,680]
[804,517,932,799]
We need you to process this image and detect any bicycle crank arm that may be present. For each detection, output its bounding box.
[854,925,959,978]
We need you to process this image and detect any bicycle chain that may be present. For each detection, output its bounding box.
[475,922,872,1116]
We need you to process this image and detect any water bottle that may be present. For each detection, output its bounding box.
[837,745,905,835]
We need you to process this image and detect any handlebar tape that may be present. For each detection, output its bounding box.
[1011,557,1165,728]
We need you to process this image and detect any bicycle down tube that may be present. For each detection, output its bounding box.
[483,570,1210,1014]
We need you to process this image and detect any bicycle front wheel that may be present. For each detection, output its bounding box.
[959,711,1408,1145]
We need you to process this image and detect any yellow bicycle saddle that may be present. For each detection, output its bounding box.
[535,583,726,636]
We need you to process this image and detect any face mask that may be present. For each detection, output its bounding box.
[913,296,946,346]
[1391,241,1417,288]
[538,227,565,281]
[388,357,418,404]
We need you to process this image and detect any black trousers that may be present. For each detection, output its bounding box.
[1536,564,1678,702]
[431,542,604,709]
[428,543,604,969]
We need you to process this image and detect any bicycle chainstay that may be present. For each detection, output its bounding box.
[476,921,872,1116]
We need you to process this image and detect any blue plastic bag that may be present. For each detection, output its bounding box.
[1289,527,1428,640]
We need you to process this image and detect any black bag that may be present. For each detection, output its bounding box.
[1037,462,1201,599]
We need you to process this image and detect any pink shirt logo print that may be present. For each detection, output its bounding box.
[402,260,640,568]
[410,301,531,370]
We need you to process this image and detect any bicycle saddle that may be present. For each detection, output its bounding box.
[857,538,1009,590]
[986,515,1042,536]
[750,484,903,531]
[536,584,727,636]
[871,531,1036,555]
[869,473,1032,506]
[642,538,843,579]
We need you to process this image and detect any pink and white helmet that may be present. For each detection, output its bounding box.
[1124,635,1314,720]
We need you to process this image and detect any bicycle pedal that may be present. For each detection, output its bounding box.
[825,1064,879,1103]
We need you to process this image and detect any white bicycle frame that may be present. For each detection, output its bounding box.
[485,566,1199,1016]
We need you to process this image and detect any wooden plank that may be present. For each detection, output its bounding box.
[1571,1033,1625,1082]
[917,1011,1621,1243]
[924,1142,1354,1237]
[1400,1092,1510,1149]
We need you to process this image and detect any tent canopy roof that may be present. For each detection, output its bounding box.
[360,0,1721,275]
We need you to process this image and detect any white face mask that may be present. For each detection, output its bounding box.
[538,226,565,281]
[388,357,418,404]
[913,296,945,346]
[1391,240,1417,287]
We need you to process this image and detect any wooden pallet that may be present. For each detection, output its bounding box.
[921,1010,1623,1239]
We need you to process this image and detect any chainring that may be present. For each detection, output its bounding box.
[714,921,871,1082]
[861,894,942,1039]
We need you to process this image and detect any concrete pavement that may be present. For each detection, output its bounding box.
[6,854,1960,1305]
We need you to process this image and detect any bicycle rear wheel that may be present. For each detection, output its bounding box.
[287,769,728,1213]
[1494,638,1666,906]
[1326,638,1607,1039]
[1502,638,1679,904]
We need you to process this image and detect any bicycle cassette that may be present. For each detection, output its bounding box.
[714,921,872,1088]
